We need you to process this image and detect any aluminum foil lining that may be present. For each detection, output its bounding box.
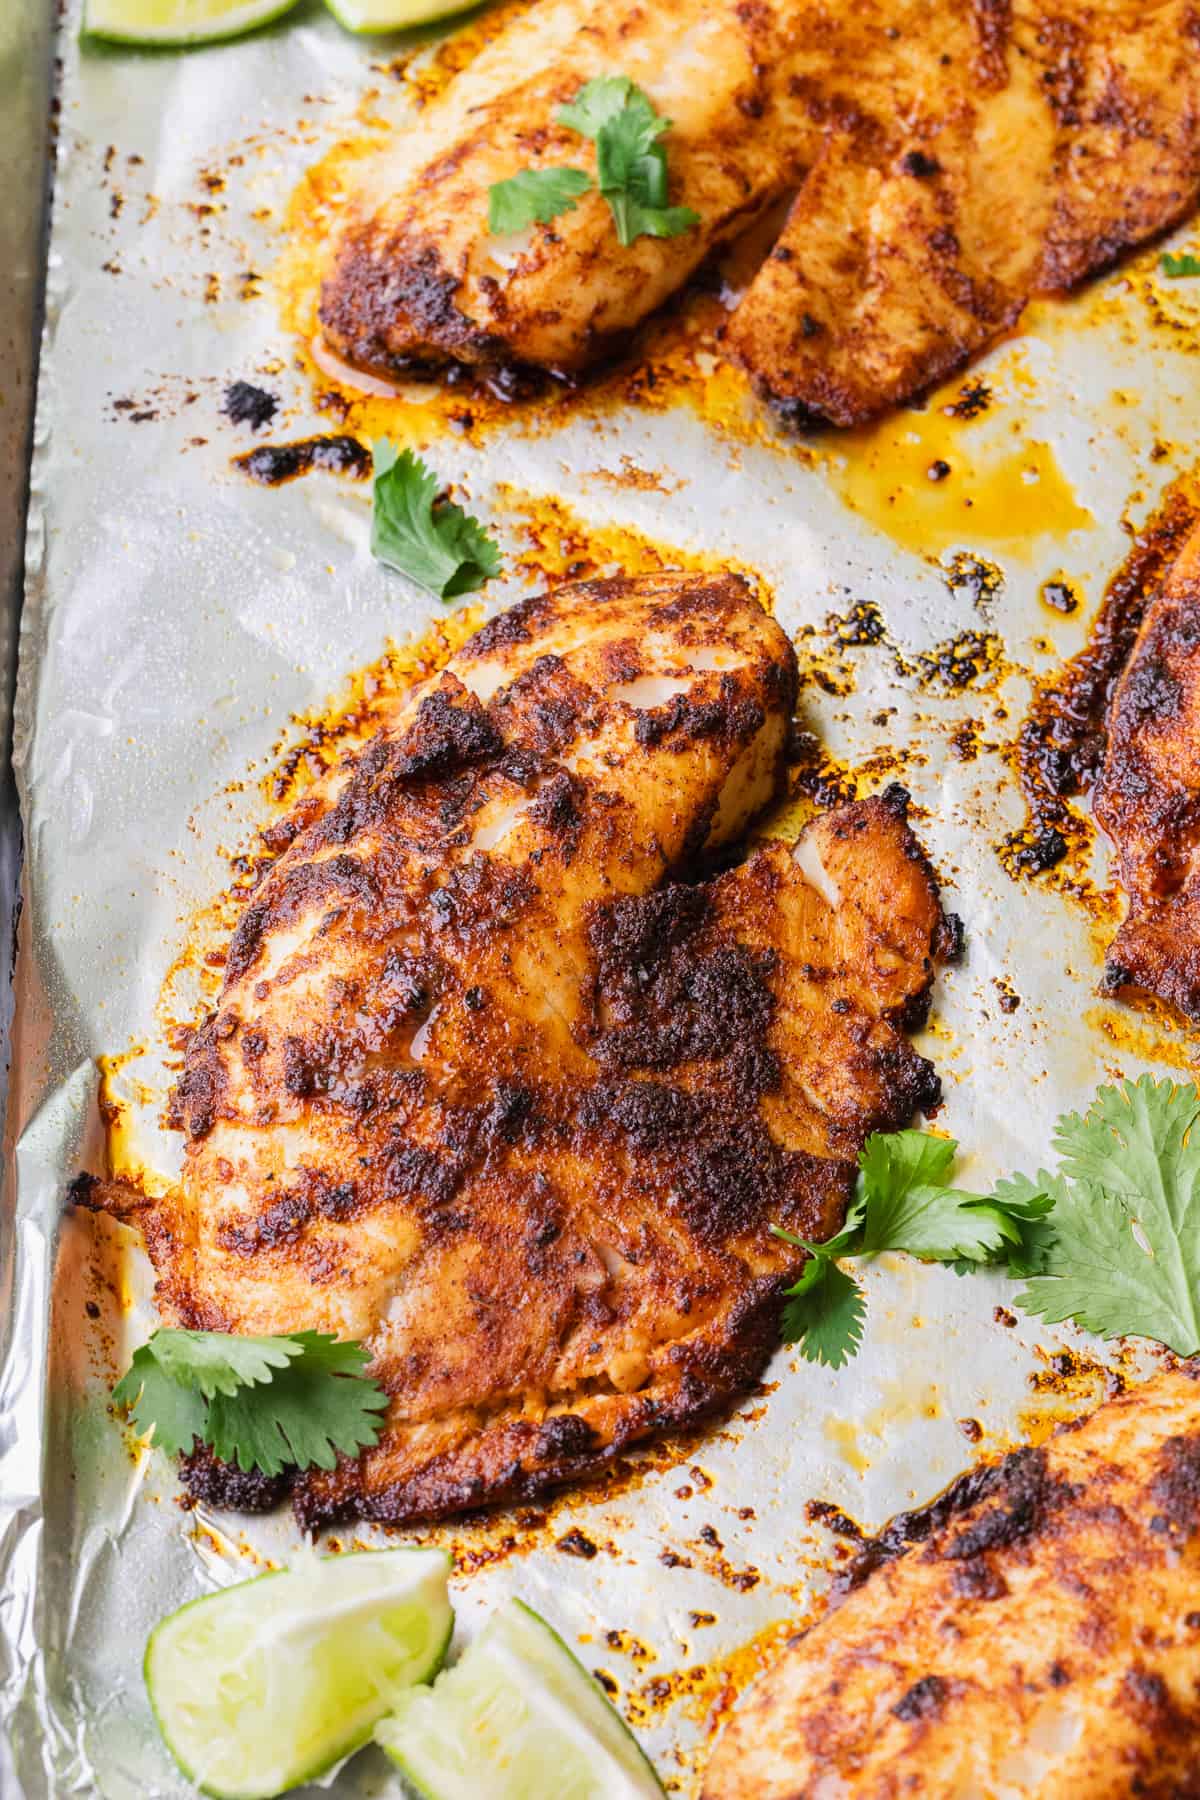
[2,4,1199,1794]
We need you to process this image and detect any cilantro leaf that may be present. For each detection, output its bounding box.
[1162,251,1200,278]
[371,444,502,601]
[602,148,700,247]
[207,1356,388,1477]
[1016,1077,1200,1353]
[781,1260,866,1369]
[112,1327,389,1477]
[594,85,668,168]
[772,1075,1200,1374]
[989,1171,1056,1278]
[556,75,637,139]
[556,75,699,247]
[594,92,698,246]
[488,167,593,235]
[113,1346,207,1458]
[776,1136,1048,1275]
[770,1135,1052,1371]
[272,1328,376,1377]
[146,1327,299,1398]
[855,1131,1025,1264]
[1054,1075,1200,1202]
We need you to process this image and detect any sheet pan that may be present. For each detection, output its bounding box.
[3,3,1200,1793]
[0,2,53,1792]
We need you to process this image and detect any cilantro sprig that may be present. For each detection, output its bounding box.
[774,1075,1200,1371]
[1161,250,1200,279]
[487,75,699,248]
[371,444,502,601]
[1015,1076,1200,1351]
[772,1133,1052,1368]
[563,76,700,247]
[113,1327,389,1477]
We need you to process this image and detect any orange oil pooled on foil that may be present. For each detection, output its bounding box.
[821,400,1092,557]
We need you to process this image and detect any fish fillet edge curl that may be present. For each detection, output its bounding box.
[703,1363,1200,1799]
[1097,514,1200,1019]
[95,571,955,1528]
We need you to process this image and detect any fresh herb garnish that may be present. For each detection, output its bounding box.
[776,1238,868,1370]
[486,75,698,248]
[772,1131,1052,1368]
[1161,250,1200,278]
[774,1075,1200,1370]
[487,167,593,235]
[1015,1076,1200,1353]
[555,74,634,139]
[112,1327,389,1476]
[371,443,502,600]
[575,77,700,247]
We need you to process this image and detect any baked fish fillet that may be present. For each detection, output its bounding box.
[704,1364,1200,1799]
[111,573,952,1528]
[1097,519,1200,1018]
[319,0,1200,425]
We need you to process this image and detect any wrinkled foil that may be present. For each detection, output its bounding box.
[3,3,1200,1795]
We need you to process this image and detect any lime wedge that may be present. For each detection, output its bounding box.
[322,0,485,33]
[376,1597,666,1799]
[146,1548,453,1800]
[83,0,300,47]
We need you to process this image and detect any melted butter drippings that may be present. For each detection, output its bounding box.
[821,405,1093,557]
[96,1045,160,1188]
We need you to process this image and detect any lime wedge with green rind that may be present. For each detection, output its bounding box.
[321,0,486,34]
[83,0,301,47]
[145,1547,452,1799]
[376,1596,666,1798]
